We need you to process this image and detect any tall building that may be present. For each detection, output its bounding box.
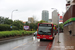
[28,17,34,23]
[52,10,59,25]
[42,10,49,22]
[48,19,52,23]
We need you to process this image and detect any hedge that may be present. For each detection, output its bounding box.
[0,24,18,31]
[0,30,35,38]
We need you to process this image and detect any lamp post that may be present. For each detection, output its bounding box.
[51,8,60,43]
[11,9,18,20]
[10,9,18,30]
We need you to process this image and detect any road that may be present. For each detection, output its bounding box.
[0,35,53,50]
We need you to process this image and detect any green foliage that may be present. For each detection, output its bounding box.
[0,16,5,24]
[59,23,63,30]
[0,16,49,31]
[12,26,18,30]
[0,24,18,31]
[37,20,48,23]
[29,23,38,30]
[0,30,35,38]
[4,18,13,25]
[0,24,11,31]
[56,23,63,30]
[0,16,13,25]
[0,16,24,31]
[12,20,24,30]
[25,22,29,25]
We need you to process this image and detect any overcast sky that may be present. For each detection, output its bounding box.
[0,0,66,22]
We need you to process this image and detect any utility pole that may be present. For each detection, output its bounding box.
[51,8,61,43]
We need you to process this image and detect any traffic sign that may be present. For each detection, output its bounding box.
[10,26,12,28]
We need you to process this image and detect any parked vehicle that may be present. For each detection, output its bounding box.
[34,31,37,36]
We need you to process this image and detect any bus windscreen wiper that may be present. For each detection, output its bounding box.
[40,31,43,32]
[39,31,49,35]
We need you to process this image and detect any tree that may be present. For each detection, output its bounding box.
[29,23,38,30]
[4,18,13,25]
[59,23,63,30]
[12,20,24,30]
[0,16,13,25]
[25,22,29,25]
[37,20,47,23]
[56,23,63,32]
[0,16,5,24]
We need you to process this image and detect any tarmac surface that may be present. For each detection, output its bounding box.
[0,35,53,50]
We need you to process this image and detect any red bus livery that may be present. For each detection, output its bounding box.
[37,23,56,40]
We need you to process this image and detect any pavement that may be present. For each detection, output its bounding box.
[51,33,75,50]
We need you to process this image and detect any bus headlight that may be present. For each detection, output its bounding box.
[49,37,53,38]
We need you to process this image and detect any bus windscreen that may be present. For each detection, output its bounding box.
[38,24,52,35]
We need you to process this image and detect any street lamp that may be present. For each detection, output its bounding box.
[10,9,18,30]
[11,9,18,20]
[51,8,60,43]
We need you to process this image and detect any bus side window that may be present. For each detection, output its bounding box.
[53,29,54,31]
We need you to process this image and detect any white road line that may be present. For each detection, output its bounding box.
[12,40,33,50]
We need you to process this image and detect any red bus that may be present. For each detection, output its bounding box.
[37,23,56,40]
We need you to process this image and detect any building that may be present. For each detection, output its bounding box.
[28,17,34,23]
[52,10,59,25]
[42,10,49,22]
[66,0,75,10]
[66,0,74,4]
[48,19,52,23]
[63,0,75,35]
[66,0,71,10]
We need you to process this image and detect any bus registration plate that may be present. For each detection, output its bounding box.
[43,38,46,39]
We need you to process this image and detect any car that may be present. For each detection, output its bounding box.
[34,31,37,36]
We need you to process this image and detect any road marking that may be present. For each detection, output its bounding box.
[12,40,33,50]
[13,46,20,49]
[13,43,27,49]
[23,43,26,45]
[29,41,32,43]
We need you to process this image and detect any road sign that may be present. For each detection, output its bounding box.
[23,26,29,30]
[10,26,12,28]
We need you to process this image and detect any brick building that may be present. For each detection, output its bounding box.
[63,0,75,35]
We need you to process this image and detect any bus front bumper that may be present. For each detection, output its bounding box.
[37,36,53,40]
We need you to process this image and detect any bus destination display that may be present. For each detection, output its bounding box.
[39,24,52,27]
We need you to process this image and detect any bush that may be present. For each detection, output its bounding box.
[0,30,35,38]
[0,24,10,31]
[12,26,18,30]
[0,24,18,31]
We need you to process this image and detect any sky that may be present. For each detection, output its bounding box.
[0,0,66,22]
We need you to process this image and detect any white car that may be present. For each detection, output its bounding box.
[34,31,37,36]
